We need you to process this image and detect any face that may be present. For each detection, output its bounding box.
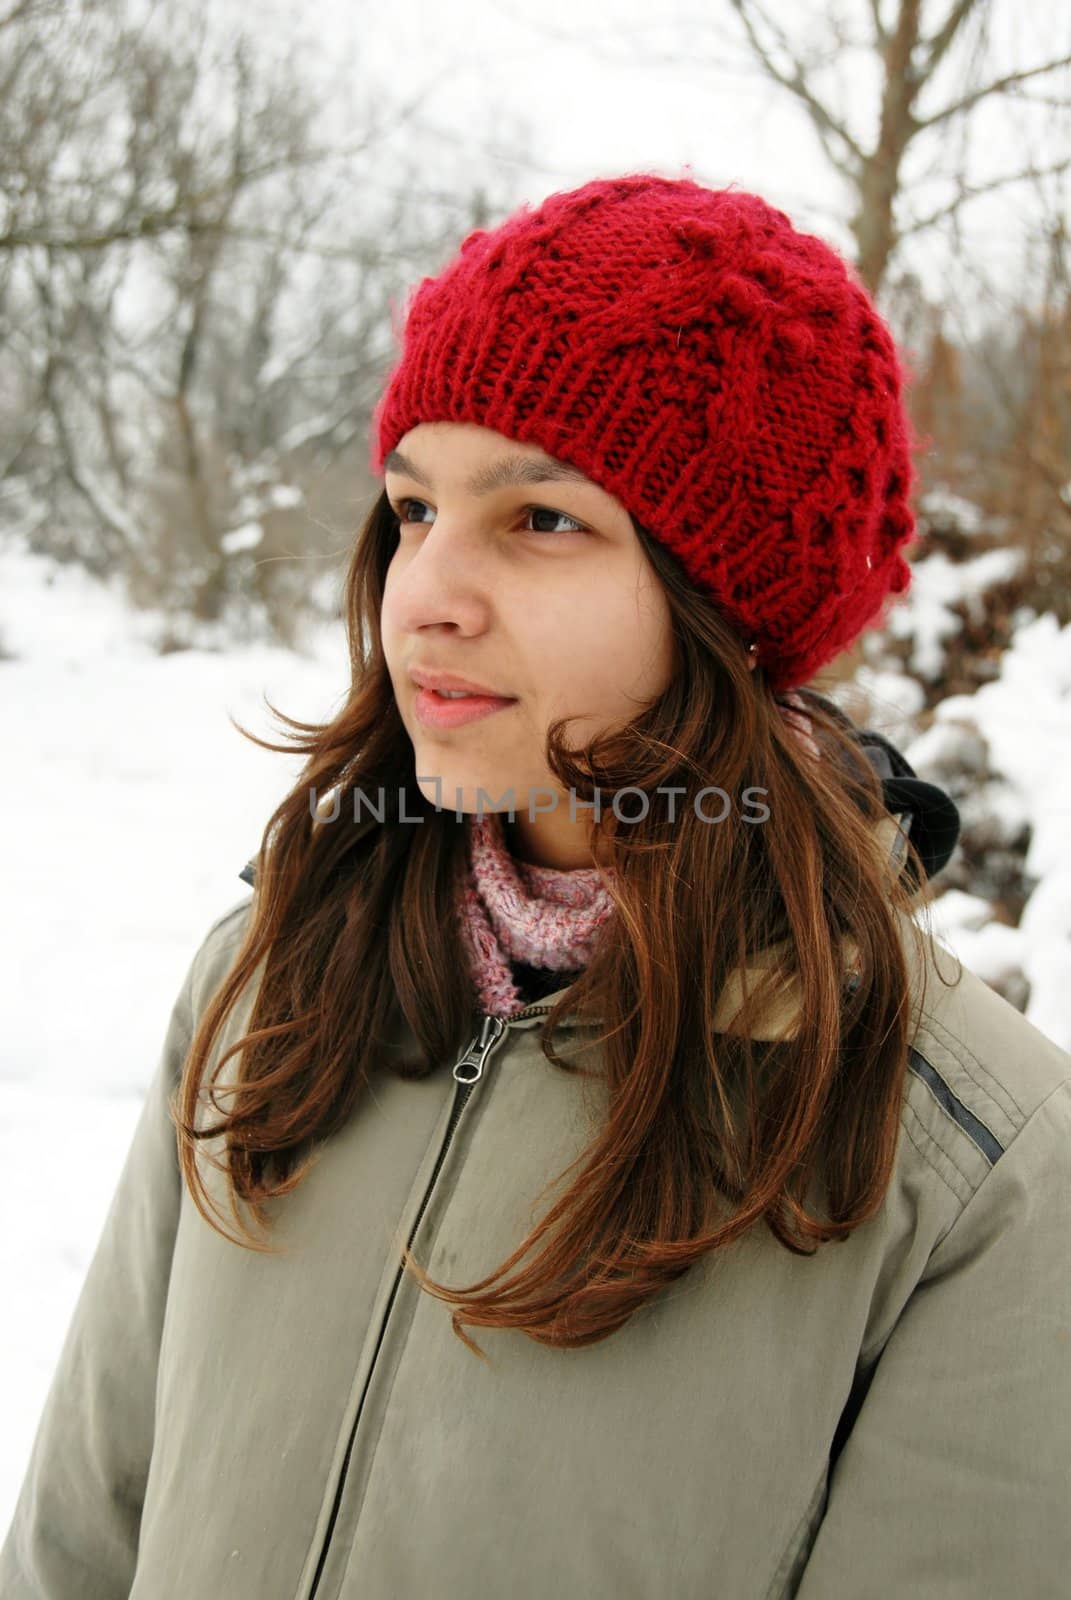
[379,422,676,869]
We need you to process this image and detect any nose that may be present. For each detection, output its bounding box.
[384,513,492,636]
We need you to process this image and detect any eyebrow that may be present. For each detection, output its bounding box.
[383,447,593,495]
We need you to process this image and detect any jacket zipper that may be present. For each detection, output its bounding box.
[306,1003,552,1599]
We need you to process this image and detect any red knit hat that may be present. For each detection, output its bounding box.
[370,172,917,692]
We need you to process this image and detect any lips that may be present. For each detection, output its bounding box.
[413,685,518,731]
[408,665,515,698]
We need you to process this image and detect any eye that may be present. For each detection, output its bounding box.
[389,498,586,537]
[526,506,586,536]
[392,497,434,526]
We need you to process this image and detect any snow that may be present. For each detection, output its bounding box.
[270,483,304,509]
[0,542,347,1525]
[926,614,1071,883]
[927,887,997,933]
[911,614,1071,1047]
[221,519,265,554]
[928,903,1027,989]
[886,546,1026,680]
[900,716,989,780]
[918,486,990,536]
[861,518,1071,1051]
[1,538,1069,1530]
[838,665,925,747]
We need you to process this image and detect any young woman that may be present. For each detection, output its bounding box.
[4,173,1069,1600]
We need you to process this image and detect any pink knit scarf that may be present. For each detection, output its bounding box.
[455,809,617,1016]
[454,694,819,1017]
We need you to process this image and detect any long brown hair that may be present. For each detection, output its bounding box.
[172,487,955,1356]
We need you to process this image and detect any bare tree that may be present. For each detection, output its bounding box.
[724,0,1071,293]
[0,0,526,641]
[0,0,446,259]
[959,201,1071,617]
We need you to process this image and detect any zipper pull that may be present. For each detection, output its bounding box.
[453,1015,508,1084]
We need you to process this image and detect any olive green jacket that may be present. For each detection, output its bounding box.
[3,825,1070,1598]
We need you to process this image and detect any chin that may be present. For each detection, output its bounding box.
[415,775,518,817]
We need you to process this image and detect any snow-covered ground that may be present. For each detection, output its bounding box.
[853,500,1071,1051]
[1,542,348,1525]
[904,612,1071,1048]
[1,536,1069,1528]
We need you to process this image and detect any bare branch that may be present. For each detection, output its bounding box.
[727,0,865,175]
[0,0,56,32]
[898,158,1071,237]
[0,216,475,262]
[1000,88,1071,108]
[918,0,981,78]
[867,0,889,50]
[914,53,1071,131]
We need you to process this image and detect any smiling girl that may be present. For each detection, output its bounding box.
[4,172,1069,1600]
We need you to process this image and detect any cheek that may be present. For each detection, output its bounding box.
[582,593,673,699]
[379,564,399,627]
[632,582,675,685]
[379,578,407,661]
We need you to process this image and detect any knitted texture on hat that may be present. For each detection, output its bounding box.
[455,810,617,1017]
[371,173,917,692]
